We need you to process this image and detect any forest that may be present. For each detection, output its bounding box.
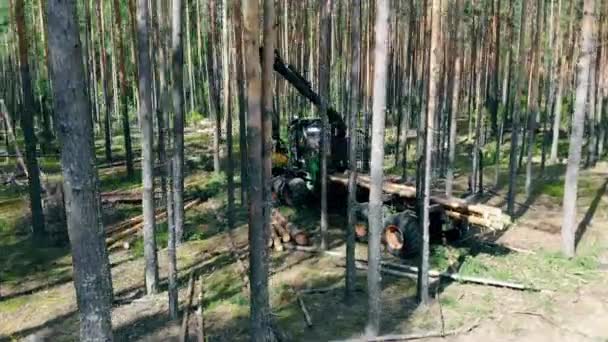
[0,0,607,341]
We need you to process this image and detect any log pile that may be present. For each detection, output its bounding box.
[269,209,311,250]
[329,172,510,230]
[105,198,201,248]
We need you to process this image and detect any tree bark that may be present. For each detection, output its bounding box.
[112,0,135,178]
[14,0,46,239]
[136,0,159,295]
[172,0,185,244]
[419,0,440,306]
[446,0,464,197]
[507,0,528,216]
[243,0,274,339]
[561,0,596,257]
[46,0,114,339]
[345,0,361,304]
[319,0,332,251]
[525,0,543,197]
[233,0,248,205]
[367,0,389,336]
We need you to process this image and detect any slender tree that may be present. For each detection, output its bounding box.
[419,0,441,305]
[561,0,596,257]
[14,0,46,239]
[46,0,114,339]
[507,0,528,216]
[345,0,361,303]
[367,0,389,335]
[112,0,135,178]
[243,0,274,339]
[136,0,159,294]
[172,0,185,244]
[319,0,332,251]
[233,0,248,204]
[446,0,464,197]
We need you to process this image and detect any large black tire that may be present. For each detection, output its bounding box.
[383,211,420,258]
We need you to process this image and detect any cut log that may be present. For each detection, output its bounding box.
[329,172,510,230]
[271,210,291,242]
[271,209,310,246]
[105,198,201,246]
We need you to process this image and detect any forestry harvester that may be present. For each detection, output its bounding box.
[269,51,510,258]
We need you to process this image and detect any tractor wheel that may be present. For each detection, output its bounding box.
[383,212,420,258]
[283,177,308,206]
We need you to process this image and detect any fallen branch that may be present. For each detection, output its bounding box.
[296,291,313,327]
[379,260,539,292]
[106,198,201,246]
[329,250,539,292]
[180,272,196,342]
[298,283,342,295]
[197,275,206,342]
[333,317,481,341]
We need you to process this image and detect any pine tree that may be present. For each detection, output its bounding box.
[46,0,114,338]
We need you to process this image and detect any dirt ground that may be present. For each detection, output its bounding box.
[1,138,607,341]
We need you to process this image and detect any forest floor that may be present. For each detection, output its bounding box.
[1,122,607,341]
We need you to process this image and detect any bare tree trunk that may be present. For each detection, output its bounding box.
[525,0,543,197]
[112,0,135,178]
[507,0,528,216]
[345,0,361,304]
[136,0,159,295]
[209,0,221,175]
[561,0,596,257]
[367,0,389,336]
[550,0,574,165]
[446,0,464,197]
[419,0,440,306]
[47,1,113,339]
[233,0,248,205]
[97,1,113,163]
[243,0,274,339]
[172,0,185,245]
[319,0,331,251]
[14,0,45,239]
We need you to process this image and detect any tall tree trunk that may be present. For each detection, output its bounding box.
[446,0,464,197]
[561,0,595,258]
[345,0,361,304]
[172,0,185,245]
[418,0,440,306]
[224,0,236,271]
[550,0,574,165]
[507,0,528,216]
[14,0,45,239]
[153,0,168,208]
[525,0,543,197]
[210,0,221,175]
[136,0,159,295]
[46,1,114,339]
[113,0,135,178]
[243,0,274,339]
[233,0,248,205]
[367,0,389,336]
[97,1,113,163]
[319,0,331,251]
[262,0,275,278]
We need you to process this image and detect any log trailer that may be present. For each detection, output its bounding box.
[269,51,510,258]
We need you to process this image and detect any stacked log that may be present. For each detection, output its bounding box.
[105,198,201,248]
[329,173,510,231]
[269,209,311,250]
